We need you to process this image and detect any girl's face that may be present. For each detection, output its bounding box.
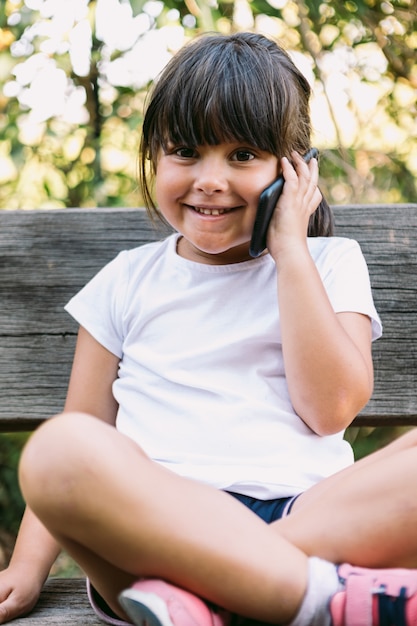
[155,142,279,264]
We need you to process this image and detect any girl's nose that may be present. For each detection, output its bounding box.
[193,160,229,195]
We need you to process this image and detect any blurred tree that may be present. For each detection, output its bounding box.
[0,0,416,208]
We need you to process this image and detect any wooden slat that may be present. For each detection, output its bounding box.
[9,578,103,625]
[0,208,169,430]
[0,335,75,429]
[0,208,167,334]
[333,204,417,424]
[0,205,416,430]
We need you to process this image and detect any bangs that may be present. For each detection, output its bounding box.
[158,64,278,153]
[142,35,301,161]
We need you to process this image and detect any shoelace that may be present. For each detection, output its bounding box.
[376,586,407,626]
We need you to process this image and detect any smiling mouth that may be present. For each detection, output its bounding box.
[193,206,231,216]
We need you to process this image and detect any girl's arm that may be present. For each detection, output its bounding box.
[63,325,120,422]
[0,327,120,624]
[0,507,61,623]
[268,153,374,436]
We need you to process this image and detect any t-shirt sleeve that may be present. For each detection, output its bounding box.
[319,238,382,341]
[64,251,129,358]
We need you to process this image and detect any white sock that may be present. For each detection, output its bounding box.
[288,557,342,626]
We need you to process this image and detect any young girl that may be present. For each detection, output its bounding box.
[1,31,417,626]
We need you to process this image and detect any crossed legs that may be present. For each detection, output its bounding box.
[19,413,417,624]
[275,427,417,568]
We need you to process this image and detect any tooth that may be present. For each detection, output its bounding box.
[195,207,226,215]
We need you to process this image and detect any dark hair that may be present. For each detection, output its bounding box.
[140,32,333,237]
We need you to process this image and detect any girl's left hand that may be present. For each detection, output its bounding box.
[266,151,322,259]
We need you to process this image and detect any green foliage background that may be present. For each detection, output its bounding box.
[1,0,416,209]
[0,434,26,568]
[0,0,416,570]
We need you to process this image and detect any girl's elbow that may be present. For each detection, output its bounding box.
[298,384,374,437]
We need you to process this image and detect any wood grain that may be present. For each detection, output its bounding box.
[0,205,416,428]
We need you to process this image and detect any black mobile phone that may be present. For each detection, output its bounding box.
[249,148,319,258]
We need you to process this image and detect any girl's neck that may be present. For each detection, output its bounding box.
[176,235,261,265]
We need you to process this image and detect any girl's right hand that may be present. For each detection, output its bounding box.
[267,152,322,260]
[0,563,44,623]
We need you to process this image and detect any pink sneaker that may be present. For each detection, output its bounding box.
[330,563,417,626]
[118,579,230,626]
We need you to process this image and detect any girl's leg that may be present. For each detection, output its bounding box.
[274,428,417,568]
[19,412,307,624]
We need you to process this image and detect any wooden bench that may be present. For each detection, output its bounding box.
[1,204,416,624]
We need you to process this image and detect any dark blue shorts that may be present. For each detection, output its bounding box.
[226,492,299,523]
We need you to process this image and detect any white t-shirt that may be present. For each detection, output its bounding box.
[65,233,382,499]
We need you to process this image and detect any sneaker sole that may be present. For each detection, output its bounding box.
[119,589,176,626]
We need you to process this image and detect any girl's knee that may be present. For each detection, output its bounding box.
[19,412,96,507]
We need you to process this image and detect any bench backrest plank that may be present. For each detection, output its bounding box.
[334,204,417,425]
[0,205,416,431]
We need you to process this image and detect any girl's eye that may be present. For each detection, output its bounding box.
[175,147,197,158]
[233,150,255,162]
